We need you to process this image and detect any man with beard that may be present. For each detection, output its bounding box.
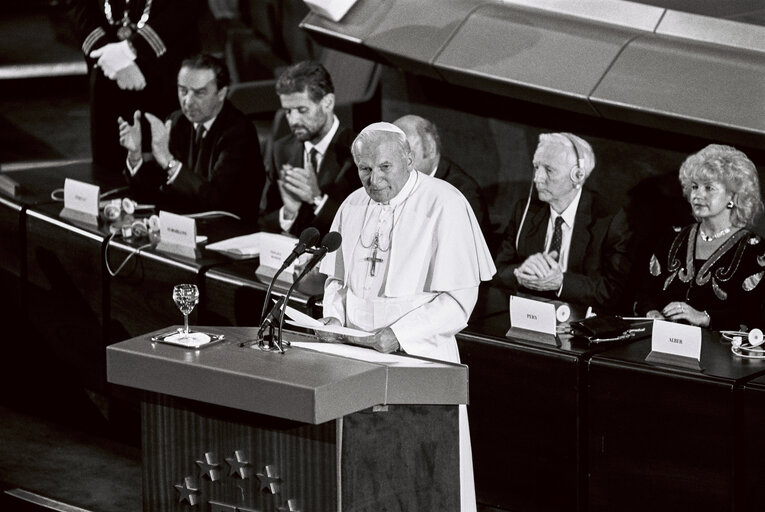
[118,53,265,224]
[494,132,632,313]
[258,60,357,236]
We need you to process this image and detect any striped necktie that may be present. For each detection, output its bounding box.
[549,215,564,261]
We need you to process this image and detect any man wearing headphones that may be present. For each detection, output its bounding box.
[494,133,633,313]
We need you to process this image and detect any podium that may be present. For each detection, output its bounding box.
[107,326,468,512]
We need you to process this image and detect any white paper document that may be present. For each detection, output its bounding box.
[291,341,436,367]
[283,305,370,337]
[206,232,263,258]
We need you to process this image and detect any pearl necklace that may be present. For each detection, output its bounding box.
[698,225,732,242]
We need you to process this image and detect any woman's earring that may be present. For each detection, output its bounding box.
[727,200,734,209]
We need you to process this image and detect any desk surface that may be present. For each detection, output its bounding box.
[1,161,124,207]
[107,326,468,425]
[590,332,765,382]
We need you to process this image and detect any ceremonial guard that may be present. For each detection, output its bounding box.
[65,0,200,170]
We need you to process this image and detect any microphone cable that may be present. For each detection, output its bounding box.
[104,231,152,277]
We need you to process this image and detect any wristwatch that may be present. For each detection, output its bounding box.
[312,194,326,208]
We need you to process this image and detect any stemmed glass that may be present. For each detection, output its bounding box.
[172,284,199,338]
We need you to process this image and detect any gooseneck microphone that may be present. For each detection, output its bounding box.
[274,231,343,352]
[294,231,342,282]
[259,227,320,326]
[280,227,320,272]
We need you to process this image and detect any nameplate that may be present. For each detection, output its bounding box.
[645,319,702,370]
[509,295,556,335]
[0,174,20,197]
[304,0,359,22]
[255,232,301,283]
[155,211,199,259]
[60,178,99,225]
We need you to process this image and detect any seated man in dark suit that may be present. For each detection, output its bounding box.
[393,115,490,231]
[259,60,358,236]
[118,53,264,224]
[494,133,632,313]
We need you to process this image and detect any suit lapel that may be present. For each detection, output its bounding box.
[316,129,347,188]
[521,201,549,256]
[568,190,593,271]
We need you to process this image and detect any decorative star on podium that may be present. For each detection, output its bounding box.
[175,476,201,505]
[196,452,222,481]
[277,498,301,512]
[226,449,253,479]
[256,464,282,494]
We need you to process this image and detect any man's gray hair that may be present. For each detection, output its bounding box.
[539,132,596,179]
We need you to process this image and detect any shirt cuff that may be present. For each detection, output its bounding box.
[312,194,329,215]
[279,206,297,232]
[126,157,143,176]
[165,161,182,185]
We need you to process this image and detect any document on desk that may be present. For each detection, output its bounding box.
[291,341,437,367]
[284,305,370,337]
[206,232,263,259]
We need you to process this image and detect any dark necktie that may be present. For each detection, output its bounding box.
[308,147,319,174]
[192,124,206,166]
[549,215,564,261]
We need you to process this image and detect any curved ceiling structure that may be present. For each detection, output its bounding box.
[301,0,765,148]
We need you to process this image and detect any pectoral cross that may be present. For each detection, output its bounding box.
[365,234,384,276]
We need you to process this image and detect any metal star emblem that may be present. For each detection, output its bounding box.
[226,449,253,479]
[256,464,282,494]
[175,476,201,505]
[277,498,302,512]
[196,452,222,481]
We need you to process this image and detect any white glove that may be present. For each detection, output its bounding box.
[90,40,136,79]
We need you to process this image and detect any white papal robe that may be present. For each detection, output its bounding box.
[320,170,496,512]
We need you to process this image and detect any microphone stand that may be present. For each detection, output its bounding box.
[259,227,319,326]
[272,232,342,352]
[253,255,319,353]
[251,228,318,350]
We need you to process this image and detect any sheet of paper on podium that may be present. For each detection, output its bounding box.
[291,341,437,367]
[284,305,370,337]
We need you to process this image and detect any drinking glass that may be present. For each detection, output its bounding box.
[172,284,199,336]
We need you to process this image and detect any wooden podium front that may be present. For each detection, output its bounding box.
[107,326,468,512]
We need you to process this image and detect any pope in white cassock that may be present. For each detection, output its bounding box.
[318,122,496,512]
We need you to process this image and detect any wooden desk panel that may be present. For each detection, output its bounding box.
[458,331,582,512]
[0,196,23,277]
[588,336,765,512]
[25,207,106,333]
[204,261,325,328]
[738,375,765,512]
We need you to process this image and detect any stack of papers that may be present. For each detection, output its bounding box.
[284,305,370,337]
[206,233,263,259]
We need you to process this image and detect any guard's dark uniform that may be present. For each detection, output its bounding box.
[65,0,200,171]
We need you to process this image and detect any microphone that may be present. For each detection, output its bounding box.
[293,231,342,282]
[273,231,342,351]
[280,227,320,273]
[259,227,320,326]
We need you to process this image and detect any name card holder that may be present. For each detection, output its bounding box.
[304,0,359,22]
[506,295,559,346]
[0,174,20,197]
[155,211,200,260]
[60,178,100,226]
[645,319,703,371]
[254,232,301,284]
